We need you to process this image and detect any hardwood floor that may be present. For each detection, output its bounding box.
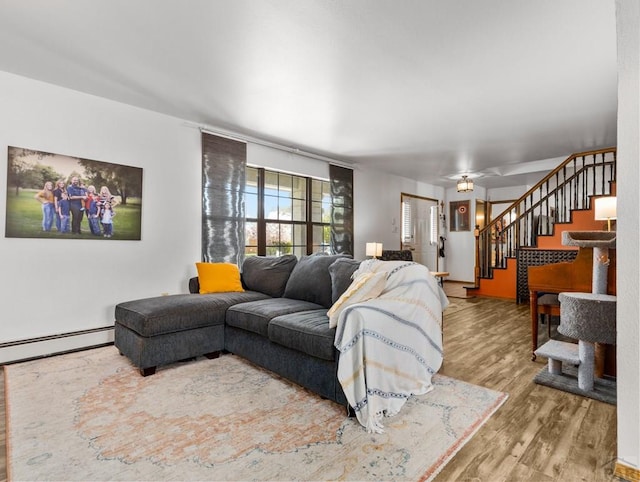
[0,296,618,481]
[442,280,475,299]
[436,297,617,481]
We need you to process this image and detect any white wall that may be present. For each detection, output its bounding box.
[352,168,444,261]
[442,188,478,282]
[615,0,640,471]
[487,186,527,203]
[352,171,498,282]
[0,71,204,361]
[247,143,329,180]
[0,71,447,362]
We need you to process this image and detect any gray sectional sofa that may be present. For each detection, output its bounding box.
[115,253,362,407]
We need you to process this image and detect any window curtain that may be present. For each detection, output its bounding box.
[201,133,247,265]
[329,164,354,255]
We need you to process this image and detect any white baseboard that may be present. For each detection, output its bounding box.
[0,327,114,364]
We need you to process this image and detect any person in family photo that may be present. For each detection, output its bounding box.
[57,191,71,233]
[34,181,55,232]
[84,185,101,236]
[66,176,87,235]
[98,185,116,203]
[52,179,67,232]
[98,185,118,236]
[100,201,116,238]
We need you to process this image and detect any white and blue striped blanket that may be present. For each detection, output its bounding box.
[334,260,448,432]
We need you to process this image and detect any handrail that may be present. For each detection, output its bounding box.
[474,147,616,287]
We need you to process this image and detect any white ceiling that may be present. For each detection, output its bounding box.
[0,0,618,190]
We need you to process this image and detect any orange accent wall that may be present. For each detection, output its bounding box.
[468,258,518,299]
[536,207,613,250]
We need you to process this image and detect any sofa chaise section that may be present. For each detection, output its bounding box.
[114,291,269,376]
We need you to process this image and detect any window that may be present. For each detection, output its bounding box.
[430,205,439,245]
[245,167,331,257]
[402,198,414,244]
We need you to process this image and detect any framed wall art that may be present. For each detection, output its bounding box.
[5,146,143,240]
[449,200,470,232]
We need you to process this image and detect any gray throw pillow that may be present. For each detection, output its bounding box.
[241,255,298,297]
[328,258,362,303]
[283,253,351,308]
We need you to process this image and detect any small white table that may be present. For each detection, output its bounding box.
[430,271,449,287]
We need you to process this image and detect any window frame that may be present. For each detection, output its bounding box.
[245,166,331,256]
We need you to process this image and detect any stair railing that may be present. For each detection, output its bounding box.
[475,147,616,285]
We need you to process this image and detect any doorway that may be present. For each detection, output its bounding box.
[476,199,487,230]
[400,193,439,271]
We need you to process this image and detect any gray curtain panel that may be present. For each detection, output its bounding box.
[329,164,353,255]
[201,133,247,265]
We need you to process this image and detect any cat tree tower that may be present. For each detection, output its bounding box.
[534,231,616,392]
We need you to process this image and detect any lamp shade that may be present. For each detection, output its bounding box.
[594,196,617,220]
[457,175,474,193]
[366,242,383,257]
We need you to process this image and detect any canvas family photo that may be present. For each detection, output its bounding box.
[5,146,143,240]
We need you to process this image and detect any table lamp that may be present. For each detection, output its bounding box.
[365,242,383,258]
[594,196,617,231]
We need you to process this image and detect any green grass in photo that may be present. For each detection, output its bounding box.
[5,189,142,240]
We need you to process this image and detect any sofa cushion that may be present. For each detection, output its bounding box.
[188,276,201,294]
[115,292,269,337]
[226,298,324,337]
[268,310,336,361]
[195,262,244,294]
[328,258,361,303]
[283,253,350,308]
[241,255,297,297]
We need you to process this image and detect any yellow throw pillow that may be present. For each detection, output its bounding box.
[195,262,244,294]
[327,271,387,328]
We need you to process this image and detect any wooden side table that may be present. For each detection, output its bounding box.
[430,271,449,287]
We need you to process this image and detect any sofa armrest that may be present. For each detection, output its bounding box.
[188,277,200,294]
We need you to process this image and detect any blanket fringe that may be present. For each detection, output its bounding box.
[365,411,386,434]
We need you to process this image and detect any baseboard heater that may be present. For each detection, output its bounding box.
[0,326,114,365]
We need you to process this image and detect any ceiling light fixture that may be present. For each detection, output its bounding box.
[457,175,474,193]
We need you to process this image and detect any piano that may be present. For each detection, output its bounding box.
[528,247,616,371]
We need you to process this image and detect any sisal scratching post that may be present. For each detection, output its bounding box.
[592,246,611,376]
[592,246,610,295]
[548,358,562,375]
[578,341,595,391]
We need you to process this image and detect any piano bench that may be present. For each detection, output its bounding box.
[538,293,560,338]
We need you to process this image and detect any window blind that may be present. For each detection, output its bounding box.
[329,164,354,255]
[201,133,247,265]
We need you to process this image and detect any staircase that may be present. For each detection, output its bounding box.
[466,147,617,301]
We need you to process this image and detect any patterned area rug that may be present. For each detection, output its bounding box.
[5,347,507,481]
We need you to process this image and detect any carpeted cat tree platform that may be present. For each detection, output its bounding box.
[534,230,617,405]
